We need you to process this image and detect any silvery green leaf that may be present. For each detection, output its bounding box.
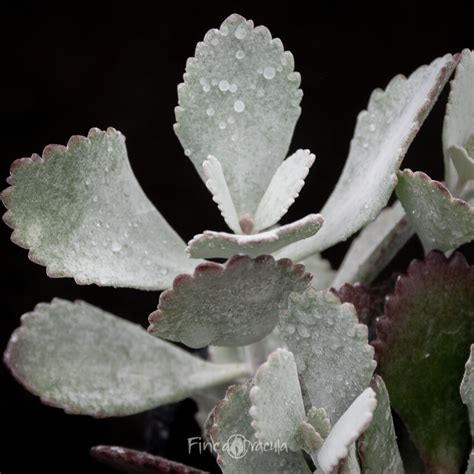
[333,201,413,287]
[203,155,241,233]
[187,214,323,259]
[253,149,315,231]
[357,376,404,473]
[4,299,249,417]
[301,253,336,290]
[279,289,376,425]
[175,14,302,226]
[206,383,312,473]
[148,255,311,348]
[277,54,458,261]
[1,128,197,290]
[316,388,376,474]
[461,345,474,473]
[443,49,474,189]
[307,407,331,440]
[396,169,474,252]
[249,348,306,450]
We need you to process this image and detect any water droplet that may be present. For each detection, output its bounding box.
[206,107,215,116]
[218,121,227,130]
[297,325,310,338]
[236,50,245,59]
[107,145,113,153]
[160,268,169,276]
[227,116,235,124]
[96,221,102,228]
[218,80,230,92]
[199,78,207,86]
[111,242,122,253]
[92,196,98,203]
[234,24,247,40]
[234,100,245,113]
[211,79,218,86]
[211,38,219,46]
[85,179,90,187]
[184,148,192,157]
[202,84,211,93]
[229,83,238,93]
[286,324,295,335]
[220,25,229,36]
[263,66,275,80]
[369,123,376,132]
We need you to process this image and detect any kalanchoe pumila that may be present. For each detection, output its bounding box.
[3,12,474,474]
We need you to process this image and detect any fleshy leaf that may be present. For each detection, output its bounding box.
[301,253,336,290]
[461,345,474,473]
[373,251,474,471]
[253,149,315,231]
[203,155,241,233]
[333,201,413,287]
[4,299,249,417]
[277,53,458,261]
[316,388,376,473]
[175,14,302,223]
[186,214,323,259]
[443,49,474,189]
[249,348,306,450]
[357,375,404,473]
[1,128,196,290]
[206,383,311,473]
[307,407,331,440]
[279,288,376,425]
[396,169,474,252]
[148,255,311,348]
[90,445,208,474]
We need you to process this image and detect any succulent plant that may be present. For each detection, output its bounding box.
[3,13,474,474]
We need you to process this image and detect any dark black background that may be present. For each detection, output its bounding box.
[1,2,473,472]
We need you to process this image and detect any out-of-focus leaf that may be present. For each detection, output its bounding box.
[461,345,474,473]
[373,251,474,472]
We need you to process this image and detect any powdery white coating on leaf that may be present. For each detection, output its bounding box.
[3,299,249,417]
[175,14,302,219]
[396,169,474,253]
[316,388,377,473]
[333,201,413,287]
[443,49,474,189]
[249,348,306,451]
[357,376,404,473]
[148,255,312,348]
[279,288,376,425]
[277,53,458,261]
[253,149,316,231]
[90,445,208,474]
[301,253,336,290]
[461,346,474,474]
[206,383,312,474]
[203,155,241,233]
[187,214,323,259]
[1,128,197,290]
